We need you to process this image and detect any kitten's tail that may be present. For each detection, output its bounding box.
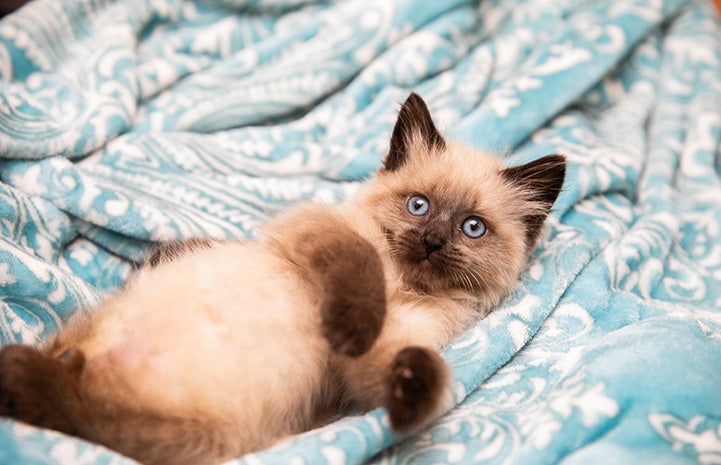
[0,344,235,465]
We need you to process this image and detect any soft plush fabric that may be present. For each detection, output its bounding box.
[1,0,721,464]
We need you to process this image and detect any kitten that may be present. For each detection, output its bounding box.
[0,93,565,465]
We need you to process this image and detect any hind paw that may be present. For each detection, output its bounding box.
[0,344,84,432]
[386,347,449,432]
[1,345,44,416]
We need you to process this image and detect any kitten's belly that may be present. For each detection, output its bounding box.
[78,242,326,423]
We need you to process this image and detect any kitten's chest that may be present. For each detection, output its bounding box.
[385,291,476,349]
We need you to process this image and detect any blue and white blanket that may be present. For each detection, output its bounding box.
[1,0,721,464]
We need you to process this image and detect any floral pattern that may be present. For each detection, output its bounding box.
[0,0,720,464]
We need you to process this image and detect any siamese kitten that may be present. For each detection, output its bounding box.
[0,93,565,465]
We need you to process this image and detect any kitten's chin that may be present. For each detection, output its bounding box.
[399,259,447,294]
[419,258,434,269]
[401,256,484,295]
[401,273,436,294]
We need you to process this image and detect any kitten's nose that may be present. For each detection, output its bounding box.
[422,234,444,256]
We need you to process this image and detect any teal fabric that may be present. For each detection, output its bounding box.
[1,0,721,464]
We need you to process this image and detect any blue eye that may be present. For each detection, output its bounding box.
[407,195,430,216]
[461,216,486,238]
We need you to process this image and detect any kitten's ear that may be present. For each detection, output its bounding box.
[384,92,446,172]
[502,154,566,246]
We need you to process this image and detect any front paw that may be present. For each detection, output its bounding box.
[386,346,449,432]
[321,286,385,357]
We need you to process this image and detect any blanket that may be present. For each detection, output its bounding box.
[1,0,721,464]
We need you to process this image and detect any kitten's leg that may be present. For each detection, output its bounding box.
[0,344,86,435]
[268,205,386,357]
[146,237,221,268]
[337,342,452,432]
[0,344,238,465]
[386,346,451,431]
[315,235,386,357]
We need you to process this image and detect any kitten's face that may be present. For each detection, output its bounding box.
[364,93,565,297]
[369,140,532,295]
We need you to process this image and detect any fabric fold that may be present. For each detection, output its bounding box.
[1,1,720,464]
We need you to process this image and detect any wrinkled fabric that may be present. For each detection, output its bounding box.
[1,0,720,464]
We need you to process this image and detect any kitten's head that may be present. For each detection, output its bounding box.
[364,93,566,298]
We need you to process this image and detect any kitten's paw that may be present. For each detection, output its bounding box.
[0,344,84,432]
[386,346,449,432]
[0,345,44,417]
[321,286,385,357]
[310,228,386,357]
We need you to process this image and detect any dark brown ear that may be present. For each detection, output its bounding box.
[502,154,566,246]
[384,92,446,172]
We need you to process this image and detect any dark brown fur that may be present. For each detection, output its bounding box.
[269,207,387,358]
[386,346,449,431]
[0,344,85,435]
[148,237,220,268]
[385,93,446,172]
[501,155,566,247]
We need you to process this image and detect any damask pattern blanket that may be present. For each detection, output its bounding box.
[1,0,720,464]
